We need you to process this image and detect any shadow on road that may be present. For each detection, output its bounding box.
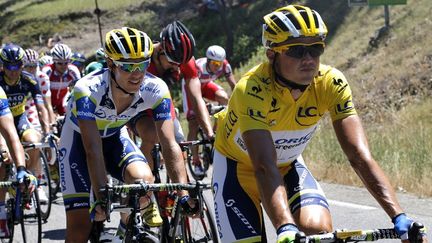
[43,229,66,240]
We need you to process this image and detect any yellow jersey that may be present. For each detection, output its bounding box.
[214,62,357,168]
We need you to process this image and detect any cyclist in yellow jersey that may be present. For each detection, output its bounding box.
[212,5,427,243]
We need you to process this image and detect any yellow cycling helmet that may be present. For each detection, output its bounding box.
[262,5,327,50]
[104,27,153,61]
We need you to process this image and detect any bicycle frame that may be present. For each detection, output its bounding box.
[100,181,214,242]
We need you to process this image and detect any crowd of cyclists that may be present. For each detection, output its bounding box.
[0,3,427,243]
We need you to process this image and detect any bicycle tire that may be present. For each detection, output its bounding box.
[38,151,53,221]
[180,195,219,243]
[19,190,42,243]
[186,146,204,181]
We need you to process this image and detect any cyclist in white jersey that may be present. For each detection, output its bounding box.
[22,49,56,128]
[59,27,196,243]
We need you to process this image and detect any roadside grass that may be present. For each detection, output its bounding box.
[5,0,141,21]
[304,99,432,197]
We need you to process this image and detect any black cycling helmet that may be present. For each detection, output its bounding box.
[0,43,25,70]
[160,20,195,64]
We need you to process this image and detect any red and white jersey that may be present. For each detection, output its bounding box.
[41,63,80,100]
[195,57,232,84]
[41,63,81,115]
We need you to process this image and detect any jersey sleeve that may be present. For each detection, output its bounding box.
[223,60,233,77]
[37,72,51,97]
[0,87,11,117]
[179,57,198,79]
[324,67,357,121]
[28,76,44,105]
[233,76,271,133]
[73,82,97,120]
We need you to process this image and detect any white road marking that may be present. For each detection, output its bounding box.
[328,199,377,210]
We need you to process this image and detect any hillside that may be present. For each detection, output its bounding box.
[1,0,431,195]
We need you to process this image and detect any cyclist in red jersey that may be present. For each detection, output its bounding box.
[128,21,214,171]
[41,43,81,115]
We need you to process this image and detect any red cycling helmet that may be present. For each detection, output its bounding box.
[160,20,195,64]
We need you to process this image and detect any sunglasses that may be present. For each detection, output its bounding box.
[4,62,23,71]
[113,59,150,73]
[55,61,69,65]
[282,44,325,59]
[209,60,223,66]
[24,63,38,68]
[161,50,180,66]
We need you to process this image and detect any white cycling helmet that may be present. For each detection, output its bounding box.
[51,43,72,60]
[23,49,39,65]
[39,55,53,67]
[206,45,226,62]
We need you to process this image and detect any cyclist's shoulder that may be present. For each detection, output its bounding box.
[140,73,170,96]
[74,70,107,93]
[21,72,38,86]
[235,62,273,92]
[313,64,351,95]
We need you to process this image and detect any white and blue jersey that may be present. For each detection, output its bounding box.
[59,69,173,211]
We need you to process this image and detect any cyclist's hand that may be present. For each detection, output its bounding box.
[277,223,301,243]
[179,195,199,216]
[89,200,107,222]
[16,166,37,193]
[393,213,428,242]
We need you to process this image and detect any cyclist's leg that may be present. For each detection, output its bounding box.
[128,110,158,170]
[104,127,162,227]
[283,156,333,235]
[212,149,264,242]
[59,127,93,242]
[203,81,228,105]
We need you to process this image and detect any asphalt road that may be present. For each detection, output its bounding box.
[11,170,432,242]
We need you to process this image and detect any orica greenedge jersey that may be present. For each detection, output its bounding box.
[64,68,172,138]
[215,62,357,168]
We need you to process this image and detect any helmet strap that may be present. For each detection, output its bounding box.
[110,71,134,96]
[272,57,309,92]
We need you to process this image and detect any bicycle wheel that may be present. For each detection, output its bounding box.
[19,190,42,243]
[180,196,219,243]
[38,151,52,221]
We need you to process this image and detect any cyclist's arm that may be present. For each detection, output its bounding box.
[35,101,50,135]
[333,115,404,218]
[155,118,188,195]
[0,113,26,168]
[43,96,56,126]
[185,76,214,138]
[78,119,107,200]
[242,129,295,230]
[225,73,237,91]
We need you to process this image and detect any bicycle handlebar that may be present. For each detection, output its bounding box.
[101,181,212,195]
[99,181,212,222]
[178,139,213,149]
[295,222,425,243]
